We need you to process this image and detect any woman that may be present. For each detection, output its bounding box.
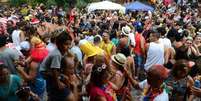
[193,34,201,52]
[0,63,22,101]
[174,36,200,60]
[184,37,201,60]
[87,55,114,101]
[165,59,194,101]
[110,53,132,101]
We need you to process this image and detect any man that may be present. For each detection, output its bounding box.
[46,37,56,53]
[140,65,169,101]
[70,37,83,66]
[144,28,168,71]
[0,35,19,74]
[99,30,116,59]
[11,22,25,50]
[40,31,72,101]
[124,65,169,101]
[134,25,146,78]
[158,26,175,68]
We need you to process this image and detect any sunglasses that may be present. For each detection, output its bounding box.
[186,42,192,44]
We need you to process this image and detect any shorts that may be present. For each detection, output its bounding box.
[45,76,70,101]
[134,55,144,69]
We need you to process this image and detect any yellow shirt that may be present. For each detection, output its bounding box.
[99,41,114,57]
[94,46,105,56]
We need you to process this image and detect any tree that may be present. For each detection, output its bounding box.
[9,0,101,9]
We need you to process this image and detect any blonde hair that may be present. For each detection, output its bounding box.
[31,36,43,46]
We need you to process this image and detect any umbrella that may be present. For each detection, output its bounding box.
[87,1,125,13]
[126,1,154,12]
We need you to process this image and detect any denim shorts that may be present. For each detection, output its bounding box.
[134,55,144,69]
[45,77,70,101]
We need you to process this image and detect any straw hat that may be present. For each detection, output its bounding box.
[121,25,131,36]
[111,53,127,66]
[79,39,97,58]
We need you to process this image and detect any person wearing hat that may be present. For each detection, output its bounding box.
[110,53,130,100]
[122,25,136,47]
[144,28,168,71]
[117,26,133,57]
[143,64,169,101]
[124,64,170,101]
[165,59,194,101]
[29,36,49,63]
[79,39,98,83]
[79,39,98,59]
[110,53,127,87]
[16,37,47,100]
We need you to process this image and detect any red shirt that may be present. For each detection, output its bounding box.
[134,32,145,56]
[88,84,114,101]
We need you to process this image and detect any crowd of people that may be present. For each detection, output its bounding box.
[0,0,201,101]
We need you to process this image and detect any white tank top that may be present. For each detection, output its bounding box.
[12,30,21,47]
[144,42,165,71]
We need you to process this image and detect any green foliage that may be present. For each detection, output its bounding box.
[76,0,88,9]
[46,0,57,8]
[10,0,27,6]
[9,0,101,9]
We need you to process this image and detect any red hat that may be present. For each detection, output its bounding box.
[30,48,48,62]
[30,18,40,24]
